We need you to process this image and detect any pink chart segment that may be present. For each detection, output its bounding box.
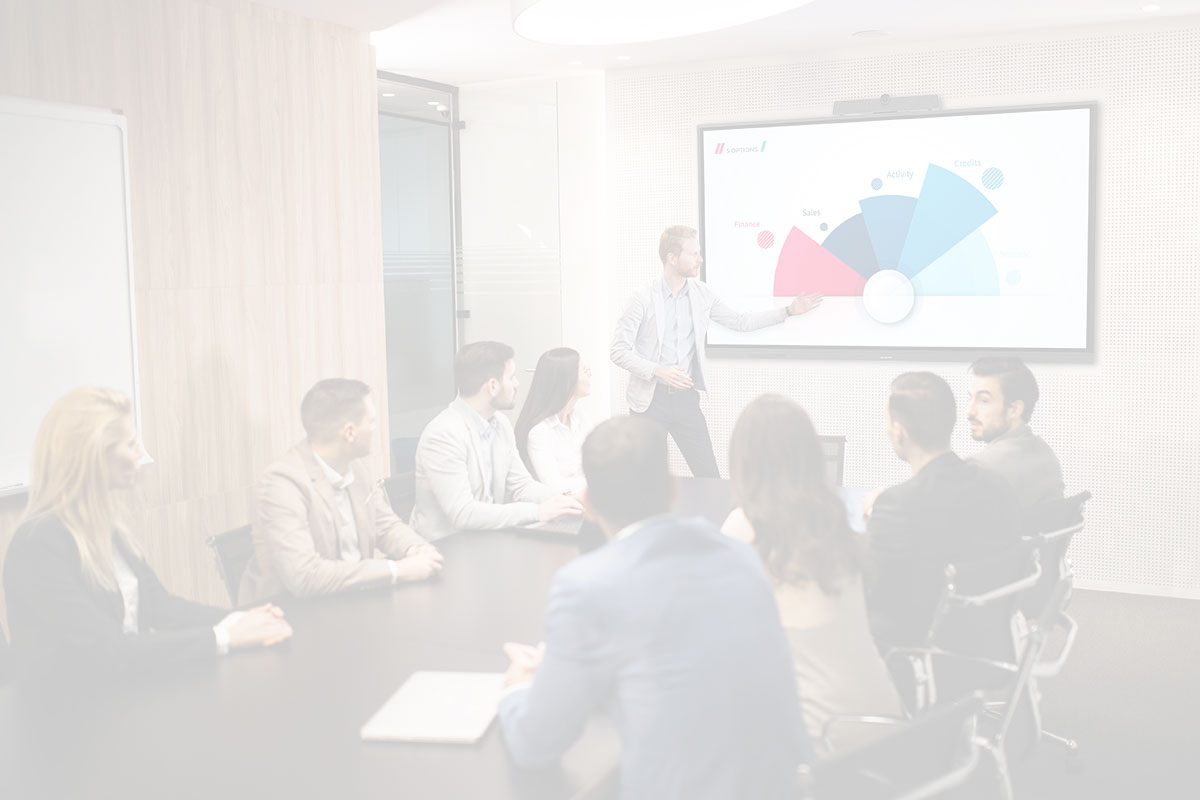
[773,227,868,297]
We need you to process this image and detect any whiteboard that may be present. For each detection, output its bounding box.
[0,96,140,496]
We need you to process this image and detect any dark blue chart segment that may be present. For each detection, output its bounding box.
[912,229,1000,296]
[821,213,879,280]
[897,165,997,278]
[859,195,917,272]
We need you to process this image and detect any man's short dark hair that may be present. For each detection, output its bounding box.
[455,341,514,396]
[888,372,956,451]
[582,417,672,529]
[301,379,370,440]
[971,357,1040,422]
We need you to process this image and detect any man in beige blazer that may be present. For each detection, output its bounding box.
[239,379,443,605]
[410,341,583,541]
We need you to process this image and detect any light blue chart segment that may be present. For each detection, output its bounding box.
[897,165,997,278]
[858,195,917,271]
[911,229,1000,296]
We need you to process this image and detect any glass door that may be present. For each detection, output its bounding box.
[377,74,460,473]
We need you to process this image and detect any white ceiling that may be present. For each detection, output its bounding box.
[251,0,1200,85]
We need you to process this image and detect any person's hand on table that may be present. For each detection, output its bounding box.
[394,547,444,581]
[502,642,545,687]
[538,493,584,523]
[227,604,293,649]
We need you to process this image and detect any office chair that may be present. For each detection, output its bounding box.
[379,471,417,521]
[800,693,985,800]
[206,524,254,608]
[881,541,1044,800]
[1013,491,1091,757]
[885,539,1043,710]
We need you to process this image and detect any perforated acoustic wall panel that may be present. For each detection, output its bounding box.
[607,23,1200,598]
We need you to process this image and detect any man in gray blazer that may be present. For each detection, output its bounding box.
[610,225,822,477]
[239,379,443,605]
[499,416,812,799]
[967,356,1066,525]
[410,341,583,541]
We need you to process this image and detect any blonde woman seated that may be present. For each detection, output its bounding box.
[725,394,903,758]
[3,388,292,684]
[514,348,592,494]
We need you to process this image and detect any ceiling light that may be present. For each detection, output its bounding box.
[381,92,396,97]
[511,0,816,46]
[567,60,583,66]
[1142,3,1161,10]
[427,101,440,105]
[616,55,631,61]
[852,30,889,38]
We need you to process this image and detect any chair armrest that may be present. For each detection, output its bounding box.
[821,714,911,755]
[1033,613,1078,678]
[886,645,1021,676]
[949,560,1043,608]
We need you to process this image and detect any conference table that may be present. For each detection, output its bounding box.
[0,478,863,800]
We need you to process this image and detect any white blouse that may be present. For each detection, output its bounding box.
[112,548,140,634]
[526,406,591,494]
[111,546,238,654]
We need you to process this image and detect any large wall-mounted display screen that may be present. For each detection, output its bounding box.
[699,104,1095,357]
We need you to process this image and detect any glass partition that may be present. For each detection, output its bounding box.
[377,74,460,472]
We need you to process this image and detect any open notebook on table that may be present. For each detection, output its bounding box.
[361,671,506,744]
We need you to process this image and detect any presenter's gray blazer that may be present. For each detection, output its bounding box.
[410,399,556,540]
[499,515,812,799]
[610,278,788,413]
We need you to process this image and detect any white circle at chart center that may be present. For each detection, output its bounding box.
[862,269,915,324]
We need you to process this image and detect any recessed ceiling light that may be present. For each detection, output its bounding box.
[436,104,448,112]
[1142,3,1161,10]
[567,60,583,66]
[616,55,632,61]
[511,0,817,46]
[382,92,396,97]
[427,101,439,106]
[852,29,889,38]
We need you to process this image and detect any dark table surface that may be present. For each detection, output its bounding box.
[0,478,739,800]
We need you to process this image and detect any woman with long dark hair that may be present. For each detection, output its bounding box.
[514,348,592,493]
[726,394,901,757]
[4,387,293,684]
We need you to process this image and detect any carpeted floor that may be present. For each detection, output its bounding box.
[1009,588,1200,799]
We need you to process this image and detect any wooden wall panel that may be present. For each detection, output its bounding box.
[0,0,389,631]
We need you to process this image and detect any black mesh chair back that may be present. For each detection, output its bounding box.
[206,524,254,607]
[380,471,417,521]
[1021,491,1090,618]
[887,538,1042,714]
[930,537,1042,661]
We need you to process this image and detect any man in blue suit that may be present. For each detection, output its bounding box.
[498,416,811,799]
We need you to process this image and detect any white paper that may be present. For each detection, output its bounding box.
[361,671,506,744]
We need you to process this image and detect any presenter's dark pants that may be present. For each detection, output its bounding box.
[631,385,721,479]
